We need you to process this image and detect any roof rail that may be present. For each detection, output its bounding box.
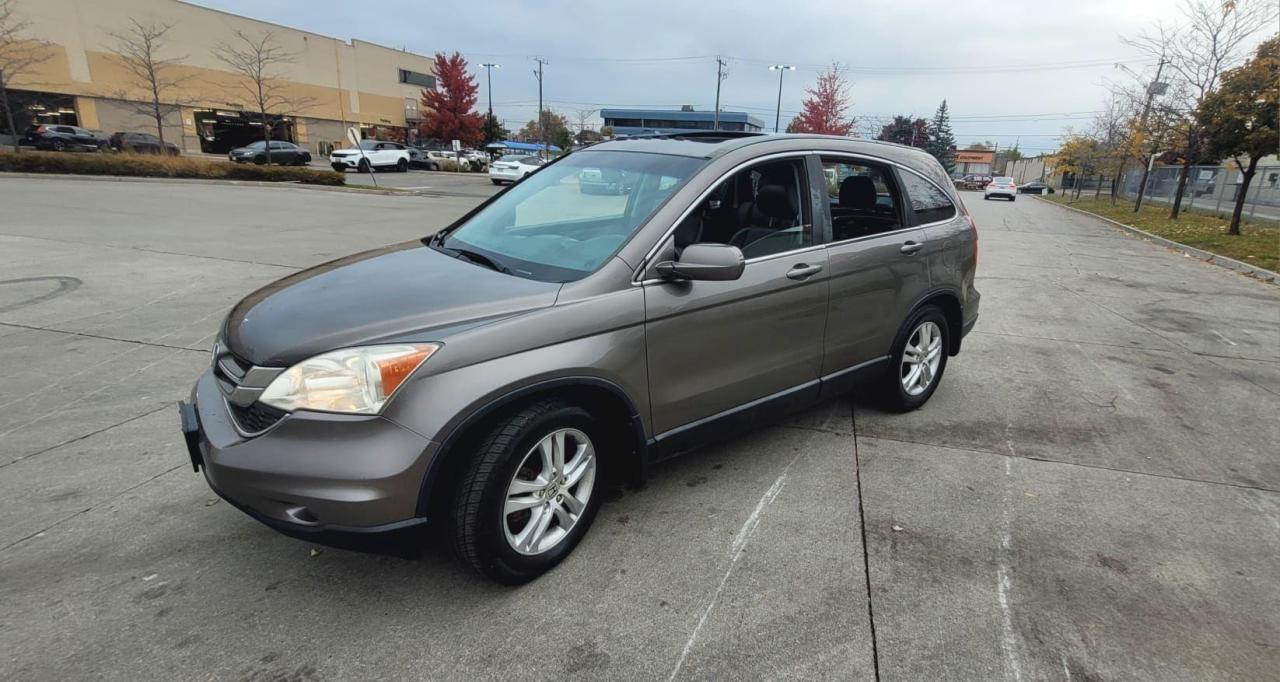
[614,130,767,142]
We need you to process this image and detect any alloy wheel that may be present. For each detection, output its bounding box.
[503,427,597,556]
[900,320,943,396]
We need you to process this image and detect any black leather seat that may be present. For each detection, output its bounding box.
[832,175,898,239]
[729,182,798,250]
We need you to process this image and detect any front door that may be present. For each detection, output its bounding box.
[644,155,830,436]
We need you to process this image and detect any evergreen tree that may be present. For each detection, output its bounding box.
[481,112,507,145]
[926,99,956,174]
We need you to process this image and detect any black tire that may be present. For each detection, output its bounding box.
[1010,196,1016,202]
[983,194,989,200]
[872,305,950,413]
[51,140,65,152]
[357,159,371,173]
[491,179,504,185]
[396,158,409,173]
[331,164,346,173]
[427,162,439,172]
[253,155,267,165]
[451,400,605,584]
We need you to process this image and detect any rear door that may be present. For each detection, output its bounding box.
[818,154,933,392]
[643,154,830,436]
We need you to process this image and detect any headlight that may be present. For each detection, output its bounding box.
[258,344,439,415]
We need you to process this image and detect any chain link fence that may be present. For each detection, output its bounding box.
[1113,164,1280,222]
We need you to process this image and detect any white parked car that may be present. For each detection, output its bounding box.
[329,140,411,173]
[489,154,545,185]
[984,176,1017,201]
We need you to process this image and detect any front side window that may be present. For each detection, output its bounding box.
[437,151,703,282]
[821,157,902,240]
[670,157,812,260]
[899,170,957,224]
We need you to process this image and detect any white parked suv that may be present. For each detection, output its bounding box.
[330,140,411,173]
[984,176,1017,201]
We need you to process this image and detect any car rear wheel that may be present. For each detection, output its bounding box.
[51,140,65,152]
[357,159,371,173]
[872,305,949,413]
[451,400,604,584]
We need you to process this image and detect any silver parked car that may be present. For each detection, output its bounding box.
[179,132,980,583]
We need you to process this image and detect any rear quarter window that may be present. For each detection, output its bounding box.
[898,170,957,224]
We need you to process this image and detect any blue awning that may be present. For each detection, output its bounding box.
[485,140,561,152]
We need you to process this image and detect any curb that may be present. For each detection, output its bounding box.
[1036,196,1279,284]
[0,171,415,196]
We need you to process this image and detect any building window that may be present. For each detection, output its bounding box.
[399,69,436,89]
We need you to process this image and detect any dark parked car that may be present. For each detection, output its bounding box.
[23,124,108,151]
[1017,181,1055,194]
[109,132,180,155]
[228,140,312,165]
[180,132,980,583]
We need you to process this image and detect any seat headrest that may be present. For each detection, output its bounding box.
[839,176,877,209]
[755,184,796,220]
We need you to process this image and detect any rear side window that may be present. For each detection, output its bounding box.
[898,171,956,224]
[821,157,902,240]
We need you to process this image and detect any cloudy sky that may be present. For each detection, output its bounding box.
[189,0,1193,154]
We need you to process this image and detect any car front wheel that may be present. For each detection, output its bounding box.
[873,306,949,412]
[452,400,604,584]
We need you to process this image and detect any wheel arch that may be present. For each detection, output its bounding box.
[415,377,647,520]
[905,287,964,355]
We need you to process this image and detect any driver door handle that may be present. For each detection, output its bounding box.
[786,263,824,280]
[900,241,924,255]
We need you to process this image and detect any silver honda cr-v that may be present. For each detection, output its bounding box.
[179,132,980,583]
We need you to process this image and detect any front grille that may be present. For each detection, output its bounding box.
[211,342,287,434]
[228,401,288,433]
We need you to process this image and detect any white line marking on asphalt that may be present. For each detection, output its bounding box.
[668,446,806,682]
[997,456,1025,682]
[1061,655,1072,680]
[1211,330,1238,346]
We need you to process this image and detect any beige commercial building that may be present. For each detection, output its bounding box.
[4,0,437,154]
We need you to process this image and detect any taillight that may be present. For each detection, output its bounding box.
[34,125,46,134]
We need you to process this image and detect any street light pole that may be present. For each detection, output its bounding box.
[768,64,794,133]
[480,63,500,121]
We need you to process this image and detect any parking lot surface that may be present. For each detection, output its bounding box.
[1,176,1277,680]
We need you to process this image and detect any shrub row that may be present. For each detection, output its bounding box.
[0,151,345,186]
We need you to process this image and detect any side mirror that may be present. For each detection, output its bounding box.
[655,243,745,282]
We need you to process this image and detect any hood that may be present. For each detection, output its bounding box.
[223,241,561,366]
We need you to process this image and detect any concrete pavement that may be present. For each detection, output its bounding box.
[0,176,1276,680]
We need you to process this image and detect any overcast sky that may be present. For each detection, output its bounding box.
[188,0,1200,154]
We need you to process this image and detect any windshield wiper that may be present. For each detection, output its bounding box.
[446,246,513,275]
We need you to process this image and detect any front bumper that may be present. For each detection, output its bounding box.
[180,369,437,551]
[330,155,360,168]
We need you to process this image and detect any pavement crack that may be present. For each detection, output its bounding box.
[0,403,172,470]
[0,463,184,554]
[860,432,1280,495]
[852,402,882,681]
[0,230,302,270]
[0,321,208,353]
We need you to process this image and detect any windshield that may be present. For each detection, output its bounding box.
[994,177,1013,183]
[439,151,702,282]
[244,141,266,149]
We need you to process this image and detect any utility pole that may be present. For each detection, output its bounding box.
[768,64,794,133]
[533,57,548,157]
[1131,56,1167,213]
[480,62,499,121]
[713,56,727,131]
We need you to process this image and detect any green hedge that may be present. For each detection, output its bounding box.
[0,151,345,186]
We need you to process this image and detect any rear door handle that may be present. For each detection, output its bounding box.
[900,241,924,255]
[786,263,824,280]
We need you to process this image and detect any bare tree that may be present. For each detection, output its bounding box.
[1125,0,1277,218]
[213,29,313,163]
[109,18,187,149]
[0,0,51,152]
[572,107,597,134]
